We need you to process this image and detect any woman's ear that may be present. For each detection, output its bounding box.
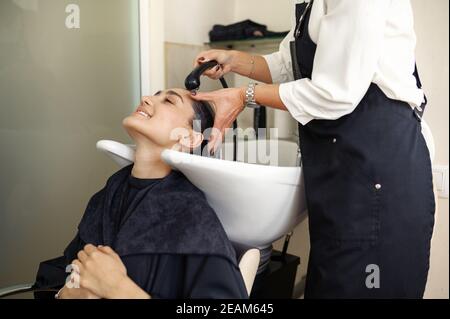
[178,131,204,150]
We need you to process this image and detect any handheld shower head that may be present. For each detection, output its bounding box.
[184,60,236,160]
[185,60,219,92]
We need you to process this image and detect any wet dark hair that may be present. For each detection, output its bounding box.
[191,100,215,156]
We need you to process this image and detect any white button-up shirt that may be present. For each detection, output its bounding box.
[264,0,425,125]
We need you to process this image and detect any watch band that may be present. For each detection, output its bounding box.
[245,83,259,108]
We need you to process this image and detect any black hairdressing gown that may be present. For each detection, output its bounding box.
[33,166,248,299]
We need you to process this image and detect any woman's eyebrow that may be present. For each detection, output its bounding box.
[166,90,184,103]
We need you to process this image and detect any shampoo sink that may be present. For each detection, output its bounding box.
[96,139,307,249]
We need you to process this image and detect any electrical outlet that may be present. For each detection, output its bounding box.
[433,165,449,199]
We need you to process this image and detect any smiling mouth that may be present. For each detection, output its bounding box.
[135,107,151,118]
[137,111,150,118]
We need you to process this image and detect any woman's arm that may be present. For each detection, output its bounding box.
[57,285,100,299]
[72,245,151,299]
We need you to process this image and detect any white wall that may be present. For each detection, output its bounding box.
[163,0,296,45]
[233,0,295,31]
[164,0,235,45]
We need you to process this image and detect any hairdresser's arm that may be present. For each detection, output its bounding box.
[191,84,286,149]
[230,51,274,84]
[194,50,273,84]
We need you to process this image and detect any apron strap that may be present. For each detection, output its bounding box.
[294,1,313,38]
[413,63,427,121]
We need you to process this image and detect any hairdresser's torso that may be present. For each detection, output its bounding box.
[269,0,423,119]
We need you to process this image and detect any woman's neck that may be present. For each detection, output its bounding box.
[131,143,172,179]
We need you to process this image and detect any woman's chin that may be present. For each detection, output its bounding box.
[123,115,146,131]
[122,116,133,132]
[123,116,145,139]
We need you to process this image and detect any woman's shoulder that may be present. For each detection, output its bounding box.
[153,171,214,220]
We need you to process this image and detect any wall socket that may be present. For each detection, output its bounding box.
[433,165,449,199]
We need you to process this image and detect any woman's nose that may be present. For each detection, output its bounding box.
[141,96,152,106]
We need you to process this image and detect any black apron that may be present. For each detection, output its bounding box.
[291,1,435,298]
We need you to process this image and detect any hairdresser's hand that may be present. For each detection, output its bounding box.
[191,87,246,153]
[194,50,237,80]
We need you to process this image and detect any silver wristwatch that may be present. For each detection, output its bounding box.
[245,83,260,109]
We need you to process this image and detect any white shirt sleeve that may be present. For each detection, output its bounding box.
[267,0,392,125]
[263,29,295,84]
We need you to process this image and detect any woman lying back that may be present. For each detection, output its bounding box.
[34,89,248,299]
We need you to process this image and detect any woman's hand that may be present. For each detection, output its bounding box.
[72,245,150,299]
[191,87,246,152]
[194,50,237,80]
[71,244,147,299]
[58,285,100,299]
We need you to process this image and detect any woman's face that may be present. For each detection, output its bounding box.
[123,89,201,150]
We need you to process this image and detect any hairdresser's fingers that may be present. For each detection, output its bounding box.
[194,50,233,79]
[194,51,217,68]
[193,56,203,68]
[209,114,228,145]
[195,50,222,63]
[210,71,224,80]
[194,51,210,65]
[203,65,226,80]
[209,105,244,154]
[191,91,219,102]
[210,116,242,153]
[222,63,233,74]
[194,52,205,67]
[208,127,226,154]
[202,68,219,79]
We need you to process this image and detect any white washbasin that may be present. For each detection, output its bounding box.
[96,139,306,249]
[96,121,435,249]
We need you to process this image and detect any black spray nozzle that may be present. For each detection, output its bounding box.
[185,60,219,92]
[184,60,235,161]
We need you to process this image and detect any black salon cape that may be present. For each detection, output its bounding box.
[33,165,248,299]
